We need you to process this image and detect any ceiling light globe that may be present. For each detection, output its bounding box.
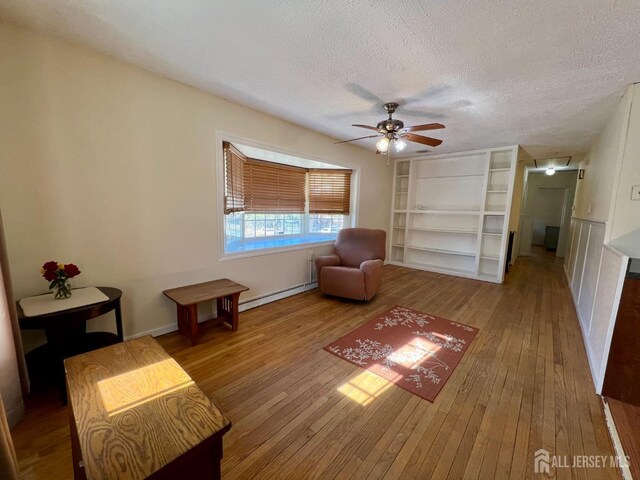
[394,139,407,152]
[376,137,390,152]
[545,167,556,176]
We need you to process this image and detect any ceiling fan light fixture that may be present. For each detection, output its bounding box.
[545,167,556,176]
[344,103,445,158]
[376,137,390,153]
[394,139,407,152]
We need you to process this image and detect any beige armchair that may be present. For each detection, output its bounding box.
[315,228,386,301]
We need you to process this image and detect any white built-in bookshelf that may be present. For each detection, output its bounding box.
[389,146,518,283]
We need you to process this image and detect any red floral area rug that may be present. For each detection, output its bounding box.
[324,305,478,402]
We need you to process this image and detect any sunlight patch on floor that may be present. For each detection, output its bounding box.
[337,368,401,406]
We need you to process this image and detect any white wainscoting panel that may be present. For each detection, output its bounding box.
[564,217,628,392]
[579,224,605,329]
[571,221,591,301]
[589,247,628,392]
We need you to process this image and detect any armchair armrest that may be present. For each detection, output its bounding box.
[360,259,384,300]
[315,254,341,289]
[316,254,340,269]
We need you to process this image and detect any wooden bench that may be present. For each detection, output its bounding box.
[163,278,249,346]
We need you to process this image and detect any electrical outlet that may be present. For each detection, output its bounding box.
[632,185,640,201]
[307,251,315,261]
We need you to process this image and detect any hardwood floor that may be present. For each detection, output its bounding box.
[606,397,640,479]
[12,249,622,479]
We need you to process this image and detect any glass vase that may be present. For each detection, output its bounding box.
[53,280,72,300]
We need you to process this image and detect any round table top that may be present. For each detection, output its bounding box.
[17,286,122,328]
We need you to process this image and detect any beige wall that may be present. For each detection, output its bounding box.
[610,84,640,240]
[0,22,392,343]
[506,148,528,264]
[572,83,640,242]
[508,149,528,232]
[573,88,632,230]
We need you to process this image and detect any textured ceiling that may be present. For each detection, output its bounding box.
[2,0,640,164]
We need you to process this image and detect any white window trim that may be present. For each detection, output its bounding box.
[215,131,359,261]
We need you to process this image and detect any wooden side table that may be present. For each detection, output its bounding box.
[18,286,123,403]
[163,279,249,346]
[65,336,231,480]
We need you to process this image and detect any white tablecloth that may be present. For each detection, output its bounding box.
[19,287,110,317]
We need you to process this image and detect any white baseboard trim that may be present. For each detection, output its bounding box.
[602,399,633,480]
[126,323,178,341]
[125,282,318,341]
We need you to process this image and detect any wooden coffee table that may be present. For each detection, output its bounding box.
[65,336,231,479]
[163,279,249,346]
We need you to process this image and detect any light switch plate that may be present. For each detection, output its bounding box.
[632,185,640,201]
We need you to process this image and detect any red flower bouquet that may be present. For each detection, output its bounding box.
[41,261,81,299]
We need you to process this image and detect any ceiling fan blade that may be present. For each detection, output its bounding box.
[345,83,384,104]
[352,124,380,132]
[334,134,380,145]
[403,123,445,132]
[404,133,443,147]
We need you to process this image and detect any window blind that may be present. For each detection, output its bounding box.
[223,142,246,214]
[244,158,306,213]
[308,169,352,215]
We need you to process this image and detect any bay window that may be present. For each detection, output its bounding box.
[222,141,352,255]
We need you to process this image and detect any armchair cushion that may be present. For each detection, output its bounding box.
[333,228,386,268]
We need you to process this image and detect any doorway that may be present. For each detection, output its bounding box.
[532,187,570,256]
[517,170,578,258]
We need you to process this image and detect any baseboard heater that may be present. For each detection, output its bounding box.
[239,281,318,312]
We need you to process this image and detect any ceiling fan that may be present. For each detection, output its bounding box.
[334,102,445,154]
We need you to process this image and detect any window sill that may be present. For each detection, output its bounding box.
[222,234,337,260]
